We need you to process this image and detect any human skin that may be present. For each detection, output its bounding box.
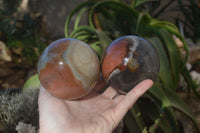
[38,79,153,133]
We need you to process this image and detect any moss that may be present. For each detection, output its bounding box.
[0,88,39,133]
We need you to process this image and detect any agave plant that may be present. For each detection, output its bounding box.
[176,0,200,42]
[64,0,199,132]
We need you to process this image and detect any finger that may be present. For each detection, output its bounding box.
[104,79,153,128]
[117,79,153,110]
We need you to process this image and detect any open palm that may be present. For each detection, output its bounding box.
[38,79,153,133]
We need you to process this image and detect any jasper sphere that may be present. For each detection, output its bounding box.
[101,36,160,93]
[37,38,100,100]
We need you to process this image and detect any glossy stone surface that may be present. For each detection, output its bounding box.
[102,36,160,94]
[38,38,100,100]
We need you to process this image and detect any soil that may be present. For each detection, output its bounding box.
[0,60,37,89]
[176,91,200,133]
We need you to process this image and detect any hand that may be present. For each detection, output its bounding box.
[38,79,153,133]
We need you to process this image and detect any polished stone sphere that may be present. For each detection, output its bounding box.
[101,36,160,94]
[37,38,100,100]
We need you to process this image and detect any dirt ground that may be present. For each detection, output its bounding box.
[0,61,36,89]
[176,91,200,132]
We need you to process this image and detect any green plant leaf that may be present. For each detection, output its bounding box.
[74,7,90,30]
[150,83,199,132]
[132,0,158,8]
[88,0,138,29]
[95,30,112,49]
[150,19,188,66]
[164,87,200,132]
[138,94,173,133]
[90,41,103,57]
[148,37,174,89]
[64,1,95,37]
[136,12,151,32]
[150,19,179,33]
[149,84,179,133]
[149,114,172,133]
[182,66,200,98]
[158,29,181,89]
[124,110,143,133]
[130,104,147,132]
[69,26,96,39]
[22,74,40,90]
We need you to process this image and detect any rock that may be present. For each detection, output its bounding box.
[177,91,200,131]
[0,68,14,77]
[5,70,26,85]
[188,45,200,63]
[0,41,12,62]
[190,71,200,88]
[16,122,37,133]
[27,0,87,38]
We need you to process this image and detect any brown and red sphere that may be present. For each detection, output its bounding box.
[37,38,100,100]
[101,35,160,93]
